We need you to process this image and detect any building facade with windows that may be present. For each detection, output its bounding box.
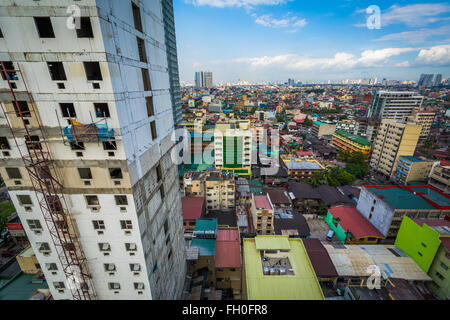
[368,91,423,121]
[391,156,434,185]
[0,0,185,300]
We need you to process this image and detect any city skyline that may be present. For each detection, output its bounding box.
[174,0,450,83]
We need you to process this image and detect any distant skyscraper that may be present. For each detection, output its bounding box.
[288,78,295,86]
[418,74,434,88]
[368,91,424,121]
[195,71,213,88]
[433,74,443,87]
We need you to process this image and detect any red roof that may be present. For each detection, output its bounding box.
[296,151,313,157]
[181,196,204,221]
[215,229,241,268]
[329,206,385,239]
[253,195,273,210]
[440,160,450,167]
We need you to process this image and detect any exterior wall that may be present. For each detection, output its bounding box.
[392,157,434,184]
[250,195,274,235]
[215,267,241,299]
[427,244,450,300]
[0,0,185,300]
[356,188,394,237]
[330,132,371,155]
[368,91,423,120]
[429,165,450,194]
[188,255,216,287]
[16,251,40,274]
[415,112,435,140]
[394,217,441,273]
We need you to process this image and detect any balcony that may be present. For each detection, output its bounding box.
[64,120,114,143]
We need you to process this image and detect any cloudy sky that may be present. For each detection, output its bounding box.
[173,0,450,83]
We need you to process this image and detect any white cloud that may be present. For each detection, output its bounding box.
[358,48,416,67]
[252,14,307,31]
[395,61,410,67]
[381,3,450,27]
[374,25,450,44]
[185,0,289,8]
[416,44,450,65]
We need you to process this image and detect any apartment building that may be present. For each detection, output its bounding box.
[429,161,450,194]
[311,121,336,139]
[357,186,449,239]
[195,71,213,89]
[183,171,235,211]
[214,120,252,177]
[392,156,434,185]
[370,119,421,178]
[0,0,185,300]
[414,110,435,141]
[250,194,274,235]
[281,156,325,180]
[368,91,423,121]
[330,130,371,156]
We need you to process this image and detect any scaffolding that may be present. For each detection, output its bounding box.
[0,62,96,300]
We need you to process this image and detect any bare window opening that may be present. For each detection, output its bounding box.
[0,27,3,38]
[159,185,165,200]
[0,137,10,150]
[93,220,105,230]
[13,101,31,117]
[36,165,51,179]
[146,96,154,117]
[156,164,162,182]
[54,282,65,289]
[83,62,102,81]
[78,168,92,180]
[47,62,67,81]
[25,136,42,152]
[99,243,110,252]
[17,195,32,206]
[70,141,85,150]
[104,263,116,271]
[57,83,65,89]
[86,195,99,206]
[108,282,120,290]
[34,17,55,38]
[94,103,110,118]
[60,103,76,118]
[137,37,147,63]
[141,68,151,91]
[130,263,141,271]
[46,263,57,271]
[6,167,22,179]
[125,243,137,251]
[46,195,63,214]
[27,219,42,230]
[1,61,17,81]
[132,3,143,32]
[115,195,128,206]
[76,17,94,38]
[150,121,157,140]
[120,220,133,230]
[109,168,123,179]
[164,219,169,234]
[103,139,117,150]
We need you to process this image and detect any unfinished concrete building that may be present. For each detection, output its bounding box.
[0,0,185,300]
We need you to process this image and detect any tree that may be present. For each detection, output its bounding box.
[345,162,369,179]
[318,204,328,216]
[303,118,313,127]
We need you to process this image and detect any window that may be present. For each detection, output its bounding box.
[1,61,16,81]
[53,282,65,290]
[421,242,427,248]
[142,68,151,91]
[134,282,144,290]
[17,195,32,206]
[13,101,31,117]
[146,96,154,117]
[418,251,423,257]
[132,2,143,32]
[85,195,99,206]
[0,27,3,38]
[441,262,448,271]
[130,263,141,271]
[70,142,85,150]
[108,282,120,290]
[115,195,128,206]
[103,139,117,150]
[104,263,116,271]
[38,242,51,253]
[0,137,10,150]
[27,219,42,231]
[83,62,102,81]
[109,168,123,179]
[25,136,42,153]
[150,121,157,140]
[120,220,133,230]
[159,185,165,200]
[92,220,105,230]
[47,62,67,81]
[94,103,110,118]
[60,103,76,118]
[34,17,55,38]
[137,37,147,63]
[78,168,92,180]
[435,271,444,281]
[98,243,111,252]
[46,263,58,271]
[125,243,137,251]
[156,164,162,182]
[76,17,94,38]
[5,167,21,179]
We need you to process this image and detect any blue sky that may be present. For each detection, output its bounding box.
[173,0,450,83]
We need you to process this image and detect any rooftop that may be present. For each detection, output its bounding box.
[193,218,217,233]
[0,272,48,300]
[334,130,371,146]
[302,239,338,278]
[190,238,216,257]
[282,158,324,170]
[329,206,385,239]
[181,197,204,221]
[215,229,241,268]
[399,156,425,163]
[364,185,450,210]
[243,236,324,300]
[253,195,273,211]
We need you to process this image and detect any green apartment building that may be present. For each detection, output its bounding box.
[395,217,450,299]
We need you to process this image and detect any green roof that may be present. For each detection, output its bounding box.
[335,130,371,146]
[18,247,35,258]
[194,218,217,232]
[190,238,216,257]
[255,236,291,250]
[313,121,327,125]
[243,237,324,300]
[0,273,48,300]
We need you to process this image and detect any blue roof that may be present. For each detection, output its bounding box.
[190,238,216,256]
[194,218,217,232]
[400,156,423,163]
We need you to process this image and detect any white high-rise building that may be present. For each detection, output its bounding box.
[195,71,213,88]
[0,0,185,300]
[368,91,424,121]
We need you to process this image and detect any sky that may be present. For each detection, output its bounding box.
[173,0,450,84]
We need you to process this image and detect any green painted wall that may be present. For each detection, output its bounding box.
[324,211,347,244]
[427,244,450,300]
[394,216,441,273]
